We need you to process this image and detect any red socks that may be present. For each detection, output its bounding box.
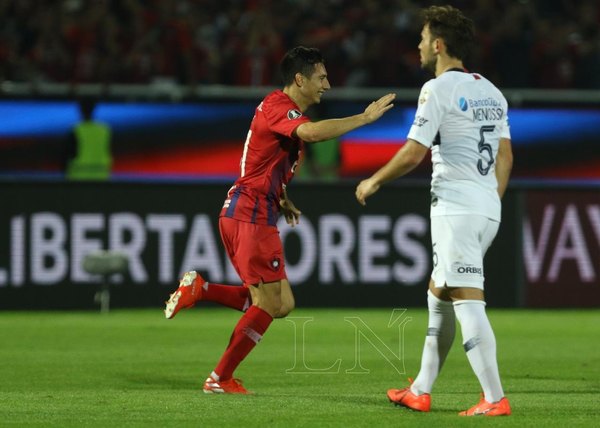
[200,284,272,380]
[202,283,250,312]
[214,305,273,380]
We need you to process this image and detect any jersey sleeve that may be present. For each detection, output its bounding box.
[407,81,444,148]
[264,101,311,138]
[499,115,511,139]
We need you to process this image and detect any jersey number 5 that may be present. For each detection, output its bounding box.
[477,125,495,175]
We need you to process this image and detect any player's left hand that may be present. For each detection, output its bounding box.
[355,178,380,206]
[280,197,302,227]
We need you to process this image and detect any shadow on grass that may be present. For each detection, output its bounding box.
[115,372,201,390]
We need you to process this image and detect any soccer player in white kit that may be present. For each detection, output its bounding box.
[356,5,513,416]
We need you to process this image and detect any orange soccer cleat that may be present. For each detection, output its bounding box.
[387,379,431,412]
[164,271,206,319]
[203,374,249,394]
[459,395,511,416]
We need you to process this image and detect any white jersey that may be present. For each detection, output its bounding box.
[407,70,511,221]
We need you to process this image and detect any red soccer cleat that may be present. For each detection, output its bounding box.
[203,374,249,394]
[164,271,206,319]
[387,379,431,412]
[459,395,511,416]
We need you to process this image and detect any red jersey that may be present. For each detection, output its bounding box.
[220,90,310,226]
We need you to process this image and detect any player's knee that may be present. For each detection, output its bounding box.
[276,300,295,318]
[253,297,280,318]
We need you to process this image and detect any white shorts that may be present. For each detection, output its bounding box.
[430,215,499,290]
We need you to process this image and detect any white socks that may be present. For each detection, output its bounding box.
[410,294,505,403]
[411,291,456,396]
[453,299,504,403]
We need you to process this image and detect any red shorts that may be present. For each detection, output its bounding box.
[219,216,287,287]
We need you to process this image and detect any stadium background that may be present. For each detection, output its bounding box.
[0,0,599,310]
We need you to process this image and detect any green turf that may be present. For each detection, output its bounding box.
[1,307,598,427]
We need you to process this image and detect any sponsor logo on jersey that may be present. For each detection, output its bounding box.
[419,89,430,104]
[413,115,429,127]
[462,97,504,121]
[287,109,302,120]
[468,97,501,108]
[451,262,482,275]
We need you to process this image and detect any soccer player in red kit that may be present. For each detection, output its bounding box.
[164,46,395,394]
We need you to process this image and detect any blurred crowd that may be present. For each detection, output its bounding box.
[1,0,599,89]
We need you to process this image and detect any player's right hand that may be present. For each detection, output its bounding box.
[280,197,301,227]
[363,93,396,123]
[355,178,380,206]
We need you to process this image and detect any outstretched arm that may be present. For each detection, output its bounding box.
[355,139,429,206]
[294,93,396,143]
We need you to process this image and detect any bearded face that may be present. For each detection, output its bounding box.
[418,25,438,74]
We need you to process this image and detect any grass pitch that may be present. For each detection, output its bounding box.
[1,307,598,427]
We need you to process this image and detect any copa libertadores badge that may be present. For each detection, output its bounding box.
[287,109,302,120]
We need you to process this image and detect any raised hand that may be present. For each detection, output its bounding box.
[363,93,396,123]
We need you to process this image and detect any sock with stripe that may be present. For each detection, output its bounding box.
[213,305,273,380]
[453,299,505,403]
[411,290,456,395]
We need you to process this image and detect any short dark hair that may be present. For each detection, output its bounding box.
[280,46,325,86]
[422,5,474,61]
